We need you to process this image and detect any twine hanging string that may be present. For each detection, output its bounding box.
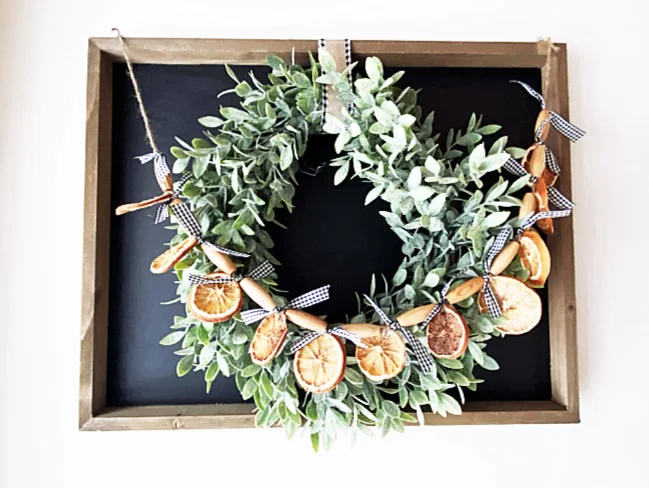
[112,28,159,154]
[538,37,560,105]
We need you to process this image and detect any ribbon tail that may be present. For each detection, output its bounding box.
[422,302,443,328]
[154,204,169,224]
[398,325,434,374]
[550,112,586,142]
[240,308,271,325]
[483,282,502,319]
[547,186,574,210]
[290,332,322,354]
[545,147,560,175]
[331,327,366,348]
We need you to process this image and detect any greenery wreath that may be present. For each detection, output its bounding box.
[116,47,581,450]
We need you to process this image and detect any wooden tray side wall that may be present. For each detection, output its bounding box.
[80,38,579,431]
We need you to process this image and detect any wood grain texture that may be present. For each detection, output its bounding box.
[542,43,580,420]
[80,400,575,431]
[79,39,113,429]
[89,38,546,67]
[80,38,579,431]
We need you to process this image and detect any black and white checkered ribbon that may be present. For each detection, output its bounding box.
[136,152,171,190]
[318,39,353,131]
[363,295,434,374]
[503,156,575,211]
[188,261,274,286]
[511,80,585,175]
[516,209,572,237]
[290,326,366,354]
[482,228,512,318]
[240,285,330,325]
[421,280,455,327]
[153,172,192,224]
[172,202,250,258]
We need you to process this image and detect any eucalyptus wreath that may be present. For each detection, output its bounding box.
[159,50,532,450]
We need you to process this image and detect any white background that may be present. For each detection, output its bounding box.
[1,0,647,486]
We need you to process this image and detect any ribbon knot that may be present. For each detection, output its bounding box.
[511,81,585,175]
[172,202,250,258]
[503,156,575,212]
[421,280,455,327]
[481,228,512,318]
[240,285,331,325]
[290,326,366,354]
[136,152,172,191]
[188,261,274,286]
[153,172,192,224]
[363,295,434,374]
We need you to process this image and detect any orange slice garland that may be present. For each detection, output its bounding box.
[250,313,288,366]
[150,236,198,274]
[293,334,346,394]
[188,271,244,323]
[355,329,406,381]
[479,276,542,335]
[425,305,469,359]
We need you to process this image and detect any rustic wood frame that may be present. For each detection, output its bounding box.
[80,38,579,431]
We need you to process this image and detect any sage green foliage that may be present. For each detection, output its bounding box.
[159,50,529,450]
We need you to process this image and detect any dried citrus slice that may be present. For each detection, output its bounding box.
[519,229,551,287]
[426,305,469,359]
[479,276,542,335]
[188,271,243,323]
[250,312,288,366]
[533,179,554,235]
[150,236,198,274]
[356,329,406,381]
[294,334,345,394]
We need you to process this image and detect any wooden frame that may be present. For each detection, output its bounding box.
[80,38,579,431]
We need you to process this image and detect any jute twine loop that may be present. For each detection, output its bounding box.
[112,28,159,154]
[538,37,560,103]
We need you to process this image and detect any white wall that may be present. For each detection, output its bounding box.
[0,0,646,486]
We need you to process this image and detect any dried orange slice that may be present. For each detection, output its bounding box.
[519,229,551,287]
[479,276,542,335]
[250,312,288,366]
[294,334,345,394]
[426,305,469,359]
[356,329,406,381]
[150,236,198,274]
[533,179,554,235]
[187,271,243,323]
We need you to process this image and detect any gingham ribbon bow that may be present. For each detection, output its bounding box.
[172,202,250,258]
[363,295,434,374]
[188,261,274,286]
[153,172,192,224]
[240,285,331,325]
[421,280,455,327]
[516,209,572,238]
[136,152,172,191]
[503,156,575,211]
[290,326,366,354]
[482,228,512,318]
[511,80,585,175]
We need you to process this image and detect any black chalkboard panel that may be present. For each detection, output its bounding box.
[108,62,549,407]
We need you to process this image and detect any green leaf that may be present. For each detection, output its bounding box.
[220,107,252,122]
[482,211,510,228]
[427,193,446,215]
[198,342,216,367]
[481,355,500,371]
[344,368,364,385]
[481,153,510,172]
[423,271,440,288]
[198,116,224,128]
[365,185,384,205]
[439,392,462,415]
[196,325,210,346]
[205,362,219,382]
[172,157,189,174]
[477,124,501,135]
[365,57,383,80]
[241,364,261,377]
[410,186,434,201]
[176,355,193,377]
[333,163,349,185]
[328,398,351,414]
[241,377,257,400]
[392,268,407,286]
[310,433,320,453]
[319,49,336,73]
[506,147,527,159]
[235,81,252,97]
[407,167,422,190]
[456,133,482,146]
[259,371,274,398]
[425,156,441,175]
[293,72,312,88]
[159,331,185,346]
[280,145,293,171]
[170,146,187,159]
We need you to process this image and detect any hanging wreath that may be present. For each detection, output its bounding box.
[115,38,583,450]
